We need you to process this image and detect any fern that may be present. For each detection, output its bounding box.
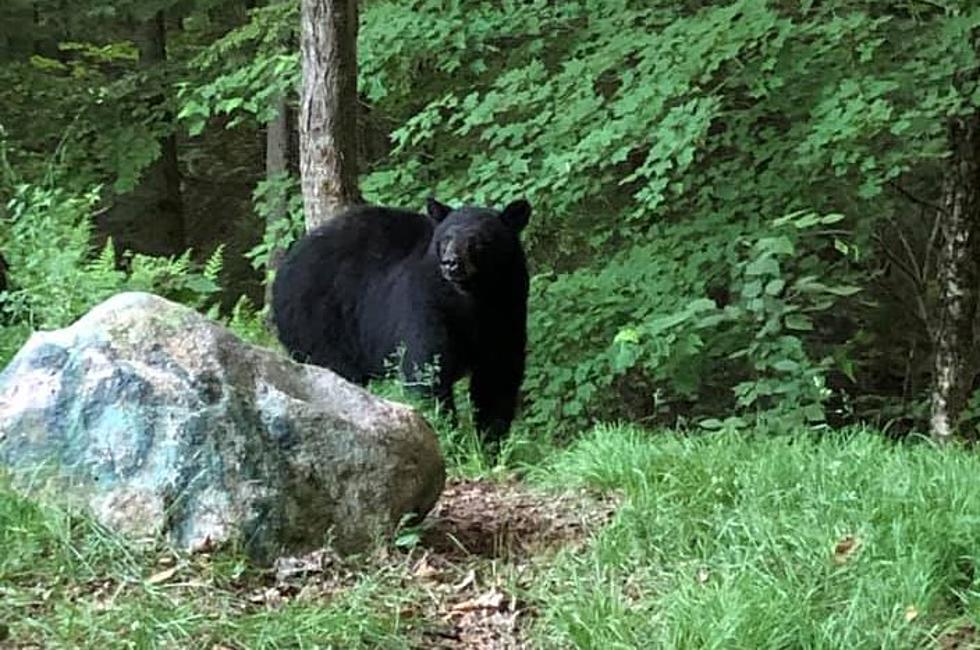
[203,245,225,284]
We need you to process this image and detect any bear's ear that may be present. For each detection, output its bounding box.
[500,199,532,232]
[426,197,454,222]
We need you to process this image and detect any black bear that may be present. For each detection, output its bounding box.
[271,198,532,443]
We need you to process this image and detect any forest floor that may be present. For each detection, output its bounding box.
[243,477,620,649]
[4,426,980,649]
[0,470,616,650]
[406,477,619,648]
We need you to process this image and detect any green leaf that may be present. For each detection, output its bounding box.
[755,236,795,256]
[823,285,862,297]
[819,213,845,225]
[803,403,826,422]
[743,280,763,298]
[613,327,640,345]
[765,279,786,295]
[217,97,245,113]
[745,255,780,276]
[785,314,813,331]
[772,359,800,372]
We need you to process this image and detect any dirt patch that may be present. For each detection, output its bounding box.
[421,477,620,560]
[938,624,978,649]
[404,552,530,650]
[404,477,619,648]
[267,477,619,649]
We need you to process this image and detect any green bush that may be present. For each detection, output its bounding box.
[0,179,224,367]
[524,210,860,434]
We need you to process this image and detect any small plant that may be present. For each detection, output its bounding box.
[223,295,279,348]
[392,513,424,550]
[245,172,305,287]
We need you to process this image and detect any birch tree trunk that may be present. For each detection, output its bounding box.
[929,110,980,442]
[299,0,361,232]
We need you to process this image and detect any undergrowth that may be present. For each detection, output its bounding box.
[3,427,980,648]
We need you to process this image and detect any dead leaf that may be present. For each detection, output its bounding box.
[452,588,507,613]
[453,569,476,592]
[905,605,919,622]
[147,567,178,585]
[833,535,861,565]
[191,535,216,554]
[247,587,284,607]
[413,554,440,580]
[274,549,329,582]
[265,587,285,607]
[477,589,507,611]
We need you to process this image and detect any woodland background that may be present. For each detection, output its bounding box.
[3,0,980,443]
[4,2,980,647]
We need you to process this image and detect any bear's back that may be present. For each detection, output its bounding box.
[305,205,433,268]
[271,204,437,375]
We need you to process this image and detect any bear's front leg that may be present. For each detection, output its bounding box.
[469,351,524,447]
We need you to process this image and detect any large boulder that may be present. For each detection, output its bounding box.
[0,292,445,563]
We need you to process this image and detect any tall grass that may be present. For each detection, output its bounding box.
[529,426,980,649]
[5,425,980,648]
[0,481,415,649]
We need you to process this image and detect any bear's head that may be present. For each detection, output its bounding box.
[426,198,532,293]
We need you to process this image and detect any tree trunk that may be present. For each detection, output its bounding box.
[929,110,980,442]
[99,10,185,256]
[263,95,290,314]
[299,0,361,232]
[135,10,185,253]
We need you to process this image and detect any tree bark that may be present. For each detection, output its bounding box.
[299,0,362,232]
[929,110,980,442]
[136,10,185,253]
[263,95,290,314]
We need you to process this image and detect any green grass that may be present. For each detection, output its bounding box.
[367,374,556,477]
[0,485,420,648]
[4,425,980,648]
[527,425,980,649]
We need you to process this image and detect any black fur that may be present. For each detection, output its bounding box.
[271,199,532,443]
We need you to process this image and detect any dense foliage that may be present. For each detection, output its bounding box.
[1,0,979,437]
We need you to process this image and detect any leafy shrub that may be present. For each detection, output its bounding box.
[0,179,224,367]
[525,211,860,435]
[244,171,305,290]
[347,1,978,434]
[138,0,980,436]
